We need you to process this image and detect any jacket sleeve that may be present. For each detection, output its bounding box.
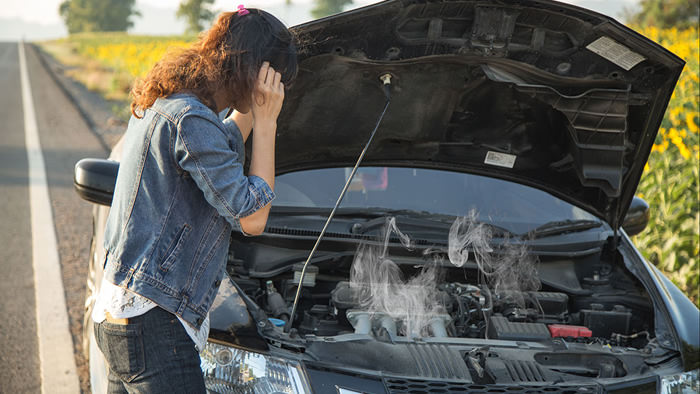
[173,112,275,227]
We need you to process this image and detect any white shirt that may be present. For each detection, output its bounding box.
[92,278,209,352]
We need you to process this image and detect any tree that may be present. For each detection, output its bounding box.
[624,0,699,28]
[311,0,352,19]
[177,0,216,35]
[59,0,139,34]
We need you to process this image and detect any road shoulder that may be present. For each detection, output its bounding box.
[27,42,111,393]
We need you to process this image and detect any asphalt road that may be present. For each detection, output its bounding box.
[0,42,108,393]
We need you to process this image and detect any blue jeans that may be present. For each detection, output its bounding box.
[94,307,205,393]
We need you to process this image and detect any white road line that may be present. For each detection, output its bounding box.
[19,41,81,394]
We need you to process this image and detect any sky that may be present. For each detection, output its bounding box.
[0,0,640,41]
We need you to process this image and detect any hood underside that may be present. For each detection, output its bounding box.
[270,0,684,227]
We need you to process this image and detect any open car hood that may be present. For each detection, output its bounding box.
[272,0,684,228]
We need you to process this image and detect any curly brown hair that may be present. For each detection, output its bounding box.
[130,9,297,118]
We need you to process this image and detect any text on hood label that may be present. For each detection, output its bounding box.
[485,151,516,168]
[586,36,646,71]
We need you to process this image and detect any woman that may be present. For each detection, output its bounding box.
[91,7,297,393]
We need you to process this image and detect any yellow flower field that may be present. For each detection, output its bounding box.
[40,33,195,108]
[82,40,192,78]
[68,32,194,78]
[39,26,699,306]
[633,26,699,307]
[641,27,700,162]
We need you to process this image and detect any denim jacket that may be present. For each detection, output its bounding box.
[103,93,274,329]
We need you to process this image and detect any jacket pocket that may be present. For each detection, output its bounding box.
[158,223,191,273]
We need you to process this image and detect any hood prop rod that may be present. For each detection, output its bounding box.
[284,74,393,333]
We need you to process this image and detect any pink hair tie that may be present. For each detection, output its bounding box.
[237,5,250,16]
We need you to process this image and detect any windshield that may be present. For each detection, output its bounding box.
[273,167,602,234]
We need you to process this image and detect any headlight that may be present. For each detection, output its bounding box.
[200,341,311,394]
[659,369,699,394]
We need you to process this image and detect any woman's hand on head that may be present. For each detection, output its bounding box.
[241,63,281,236]
[251,62,284,131]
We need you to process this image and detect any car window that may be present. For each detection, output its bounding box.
[273,167,602,234]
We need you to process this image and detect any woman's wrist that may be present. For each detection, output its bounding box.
[253,119,277,135]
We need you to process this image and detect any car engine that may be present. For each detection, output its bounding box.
[227,219,654,350]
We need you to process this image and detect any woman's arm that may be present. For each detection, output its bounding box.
[238,62,284,235]
[174,114,275,228]
[231,110,253,143]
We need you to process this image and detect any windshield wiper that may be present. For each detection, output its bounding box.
[270,206,387,217]
[348,209,515,238]
[525,219,603,239]
[351,212,451,234]
[270,206,517,239]
[270,206,447,220]
[271,206,517,237]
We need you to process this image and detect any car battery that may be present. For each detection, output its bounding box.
[488,315,551,341]
[580,304,631,338]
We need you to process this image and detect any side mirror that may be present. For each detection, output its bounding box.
[622,196,650,237]
[74,159,119,206]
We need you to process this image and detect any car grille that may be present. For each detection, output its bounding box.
[383,378,601,394]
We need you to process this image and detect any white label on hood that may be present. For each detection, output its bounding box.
[485,151,516,168]
[586,36,646,71]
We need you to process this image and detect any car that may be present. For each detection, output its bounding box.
[74,0,699,393]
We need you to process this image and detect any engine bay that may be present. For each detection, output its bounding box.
[213,213,683,385]
[229,263,654,347]
[226,217,655,350]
